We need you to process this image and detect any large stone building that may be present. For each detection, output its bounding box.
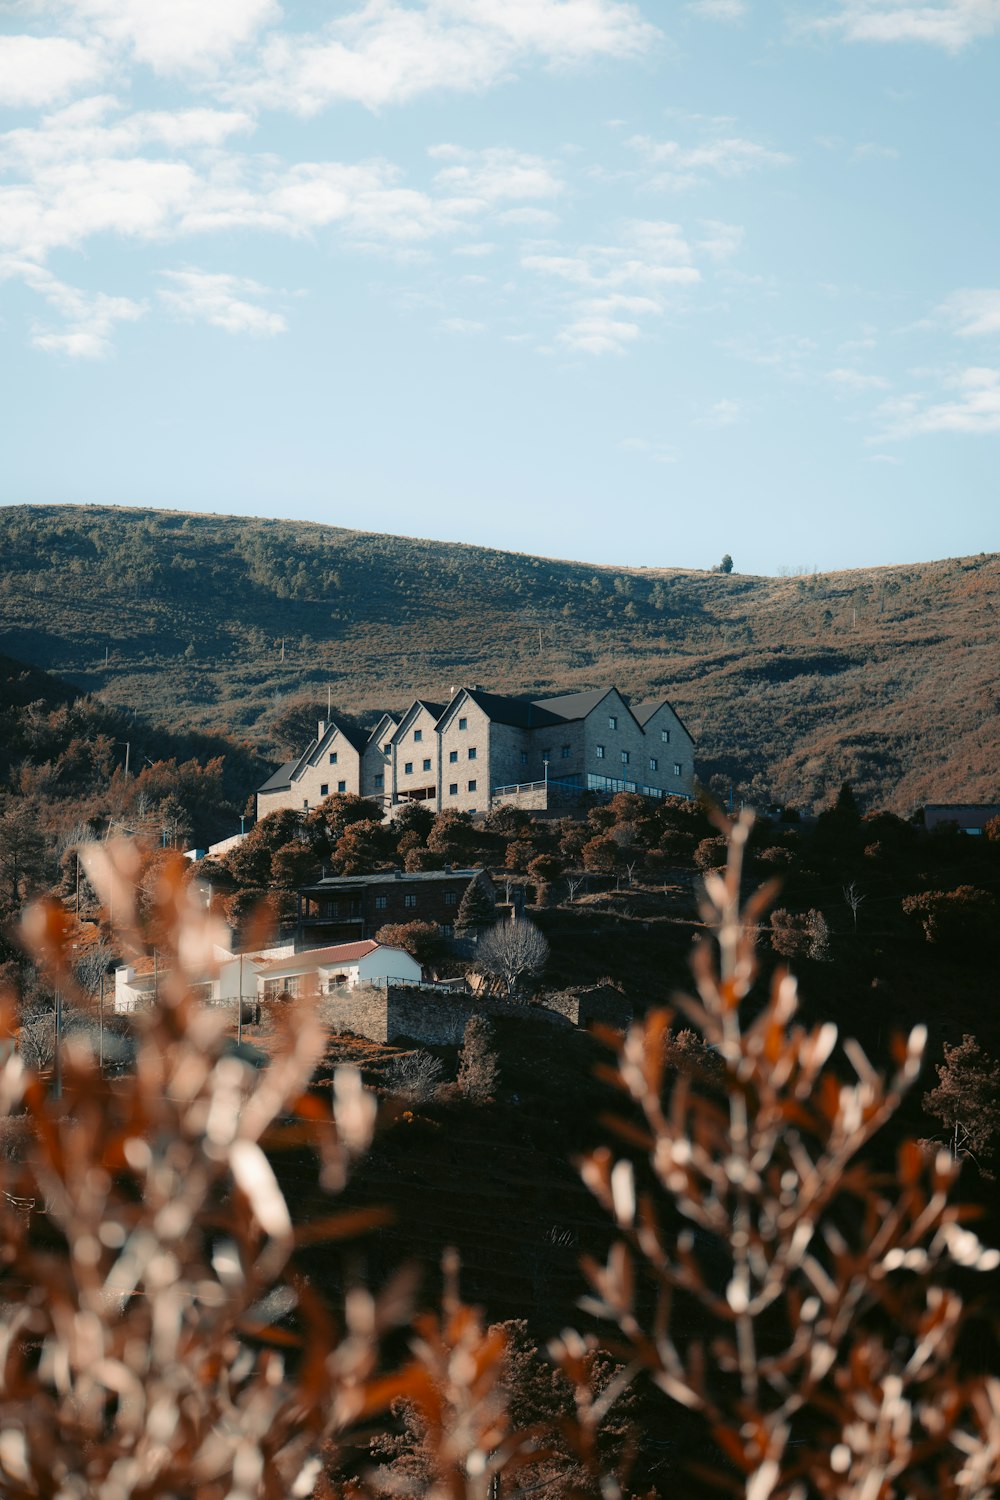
[256,684,694,820]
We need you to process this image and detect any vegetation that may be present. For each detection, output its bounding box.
[1,504,998,812]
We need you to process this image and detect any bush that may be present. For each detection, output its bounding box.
[374,920,443,968]
[384,1049,445,1105]
[770,906,831,961]
[457,1015,499,1101]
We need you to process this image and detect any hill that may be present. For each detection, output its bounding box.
[1,503,997,813]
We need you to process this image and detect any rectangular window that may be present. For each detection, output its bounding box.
[374,895,387,911]
[621,750,630,765]
[541,748,550,762]
[420,758,429,771]
[561,745,570,758]
[404,761,413,775]
[674,762,682,777]
[404,894,417,909]
[609,715,618,730]
[649,757,658,771]
[414,729,422,742]
[596,745,605,759]
[661,729,670,743]
[384,743,391,755]
[458,717,467,730]
[329,752,337,764]
[468,779,477,792]
[338,780,346,793]
[320,783,329,796]
[449,750,458,763]
[449,782,458,796]
[374,773,383,788]
[440,923,454,938]
[468,747,477,760]
[444,891,457,907]
[520,751,528,765]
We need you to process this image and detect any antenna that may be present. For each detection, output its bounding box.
[327,683,332,717]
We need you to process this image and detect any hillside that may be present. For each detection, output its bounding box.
[1,503,997,814]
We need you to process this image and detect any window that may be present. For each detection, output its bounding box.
[661,729,670,743]
[674,762,682,777]
[520,751,528,765]
[458,716,467,730]
[621,750,630,765]
[338,780,346,793]
[384,743,391,755]
[404,761,413,775]
[561,745,571,758]
[596,745,605,759]
[414,728,422,742]
[374,895,387,911]
[320,783,329,797]
[421,758,430,771]
[329,752,338,764]
[449,750,458,763]
[609,715,618,730]
[649,757,658,771]
[468,779,477,792]
[404,894,417,909]
[440,923,454,939]
[541,748,551,762]
[374,773,383,788]
[468,747,477,760]
[449,782,458,796]
[444,891,457,907]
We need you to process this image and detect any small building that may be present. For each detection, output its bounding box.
[254,939,421,1001]
[295,868,495,946]
[114,942,297,1014]
[923,804,1000,836]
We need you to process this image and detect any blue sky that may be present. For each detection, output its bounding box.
[1,0,998,575]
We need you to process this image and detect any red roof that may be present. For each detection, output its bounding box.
[256,939,380,974]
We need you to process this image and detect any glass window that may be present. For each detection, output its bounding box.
[468,779,477,792]
[621,750,630,765]
[338,780,346,793]
[674,762,682,776]
[449,782,458,796]
[609,715,618,730]
[414,729,422,742]
[661,729,670,743]
[561,745,570,758]
[404,761,413,775]
[384,743,391,755]
[404,894,417,909]
[541,748,550,762]
[458,717,467,730]
[320,783,329,796]
[649,757,658,771]
[449,750,458,763]
[596,745,605,759]
[444,891,457,906]
[374,895,387,910]
[468,747,477,760]
[374,773,383,787]
[329,752,337,764]
[520,751,528,765]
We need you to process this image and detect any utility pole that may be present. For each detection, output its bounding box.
[54,989,62,1099]
[238,953,244,1048]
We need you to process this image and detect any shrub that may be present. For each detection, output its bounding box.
[770,906,831,961]
[457,1015,499,1101]
[385,1049,445,1105]
[374,920,443,968]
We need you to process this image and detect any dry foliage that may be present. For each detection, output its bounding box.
[570,810,1000,1498]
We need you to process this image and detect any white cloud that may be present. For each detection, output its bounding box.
[232,0,661,115]
[620,436,677,461]
[453,241,496,256]
[826,366,891,391]
[687,0,748,18]
[812,1,1000,51]
[429,145,564,203]
[157,268,287,336]
[628,130,792,187]
[877,367,1000,438]
[0,256,144,356]
[699,397,744,424]
[62,0,280,75]
[0,35,106,108]
[938,288,1000,337]
[697,219,744,261]
[441,316,486,333]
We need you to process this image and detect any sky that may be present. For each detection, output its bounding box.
[1,1,998,577]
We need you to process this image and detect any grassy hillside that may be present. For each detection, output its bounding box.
[1,503,997,813]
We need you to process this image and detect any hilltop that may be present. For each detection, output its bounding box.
[1,503,997,814]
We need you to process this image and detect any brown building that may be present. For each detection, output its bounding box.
[295,867,495,946]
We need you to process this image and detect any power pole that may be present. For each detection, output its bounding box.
[54,989,62,1099]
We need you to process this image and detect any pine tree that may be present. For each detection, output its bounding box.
[454,873,495,936]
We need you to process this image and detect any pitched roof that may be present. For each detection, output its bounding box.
[532,688,614,722]
[462,687,563,730]
[256,939,380,974]
[330,721,369,753]
[299,867,489,894]
[258,759,298,794]
[631,698,696,741]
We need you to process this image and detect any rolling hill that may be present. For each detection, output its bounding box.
[0,503,996,815]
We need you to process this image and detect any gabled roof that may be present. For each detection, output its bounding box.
[532,687,616,722]
[391,699,446,741]
[326,720,369,754]
[258,759,298,794]
[256,939,381,974]
[632,698,696,742]
[367,712,400,746]
[461,687,564,730]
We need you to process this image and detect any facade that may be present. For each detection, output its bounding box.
[923,804,1000,836]
[253,939,422,1001]
[257,684,695,820]
[295,868,495,946]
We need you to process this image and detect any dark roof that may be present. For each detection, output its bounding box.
[632,697,696,742]
[463,688,563,730]
[416,699,445,719]
[532,688,614,722]
[330,721,369,753]
[258,759,298,794]
[299,868,490,895]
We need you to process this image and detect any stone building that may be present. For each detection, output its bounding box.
[294,868,495,946]
[256,684,694,820]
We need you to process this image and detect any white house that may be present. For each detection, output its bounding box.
[253,939,422,1001]
[114,942,296,1014]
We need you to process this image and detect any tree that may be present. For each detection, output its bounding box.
[375,920,443,969]
[719,553,734,574]
[842,879,867,931]
[581,834,618,875]
[427,810,480,863]
[902,885,998,950]
[770,907,831,962]
[475,918,550,1001]
[457,1015,499,1101]
[923,1034,1000,1172]
[0,797,47,911]
[454,874,495,937]
[384,1050,444,1106]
